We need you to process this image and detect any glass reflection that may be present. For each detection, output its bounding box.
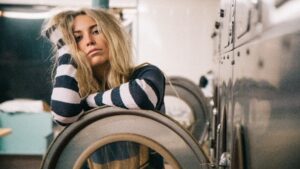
[164,96,195,129]
[78,141,175,169]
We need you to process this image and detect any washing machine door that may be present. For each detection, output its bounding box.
[165,76,209,143]
[40,107,210,169]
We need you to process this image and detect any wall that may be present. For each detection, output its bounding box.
[137,0,219,83]
[0,0,91,6]
[0,0,219,84]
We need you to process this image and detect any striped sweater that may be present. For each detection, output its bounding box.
[51,47,165,126]
[47,27,165,168]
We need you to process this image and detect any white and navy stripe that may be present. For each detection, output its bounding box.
[50,41,165,125]
[50,43,82,125]
[85,78,159,110]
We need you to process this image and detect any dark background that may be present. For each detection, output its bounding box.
[0,16,52,104]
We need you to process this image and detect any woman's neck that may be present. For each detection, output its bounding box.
[92,62,110,84]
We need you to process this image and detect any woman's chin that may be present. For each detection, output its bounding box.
[91,60,110,68]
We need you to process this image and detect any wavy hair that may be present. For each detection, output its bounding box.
[42,8,135,97]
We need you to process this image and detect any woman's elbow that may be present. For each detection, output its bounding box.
[51,110,81,126]
[133,95,158,111]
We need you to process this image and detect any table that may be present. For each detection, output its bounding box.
[0,128,12,137]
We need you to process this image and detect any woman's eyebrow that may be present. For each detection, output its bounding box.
[73,24,98,33]
[89,24,98,30]
[73,30,81,34]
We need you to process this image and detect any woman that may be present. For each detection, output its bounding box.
[42,8,165,169]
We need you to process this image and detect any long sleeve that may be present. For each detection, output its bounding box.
[85,65,165,111]
[52,62,165,126]
[50,46,84,126]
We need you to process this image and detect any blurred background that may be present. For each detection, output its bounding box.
[0,0,218,168]
[0,0,219,105]
[2,0,300,169]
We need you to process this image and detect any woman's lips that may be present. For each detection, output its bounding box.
[88,49,102,56]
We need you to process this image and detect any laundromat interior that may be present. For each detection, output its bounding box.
[1,0,300,169]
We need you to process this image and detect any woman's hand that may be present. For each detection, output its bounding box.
[44,25,71,59]
[45,25,65,49]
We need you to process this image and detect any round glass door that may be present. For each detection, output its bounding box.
[40,107,209,169]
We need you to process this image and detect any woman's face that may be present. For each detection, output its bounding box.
[73,15,109,68]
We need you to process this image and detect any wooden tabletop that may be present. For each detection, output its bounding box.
[0,128,12,137]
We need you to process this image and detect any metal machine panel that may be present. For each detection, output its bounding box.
[261,0,300,31]
[232,26,300,169]
[215,51,234,166]
[213,0,300,168]
[234,0,262,47]
[220,0,235,53]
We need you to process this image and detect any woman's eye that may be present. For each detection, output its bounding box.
[75,36,82,43]
[92,29,100,35]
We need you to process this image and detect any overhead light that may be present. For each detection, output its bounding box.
[0,10,52,19]
[0,7,82,20]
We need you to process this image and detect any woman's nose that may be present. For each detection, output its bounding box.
[85,34,96,46]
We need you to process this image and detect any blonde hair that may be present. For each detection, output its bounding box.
[42,8,135,97]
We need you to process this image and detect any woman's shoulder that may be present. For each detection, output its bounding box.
[135,63,161,72]
[131,63,164,79]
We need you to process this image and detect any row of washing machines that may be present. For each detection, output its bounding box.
[41,1,300,169]
[1,0,300,169]
[42,1,300,169]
